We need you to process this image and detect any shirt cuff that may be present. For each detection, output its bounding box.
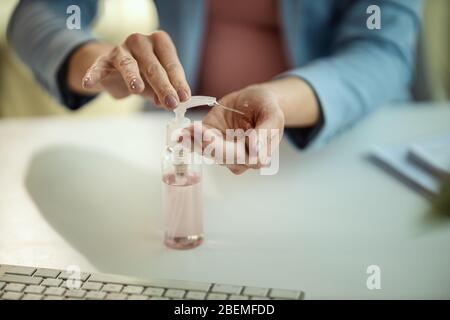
[278,61,352,150]
[275,71,325,150]
[284,103,324,149]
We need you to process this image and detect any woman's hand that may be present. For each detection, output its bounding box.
[74,31,190,109]
[193,85,285,175]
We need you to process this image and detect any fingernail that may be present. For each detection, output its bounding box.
[130,78,138,91]
[165,94,179,109]
[82,76,90,88]
[177,89,189,102]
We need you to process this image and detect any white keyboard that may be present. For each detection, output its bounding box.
[0,264,305,300]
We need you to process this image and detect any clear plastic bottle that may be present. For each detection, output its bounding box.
[161,144,203,249]
[162,107,203,249]
[161,96,231,249]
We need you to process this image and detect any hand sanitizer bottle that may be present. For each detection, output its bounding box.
[161,97,217,249]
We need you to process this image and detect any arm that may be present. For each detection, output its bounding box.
[7,0,99,109]
[276,0,422,149]
[8,0,190,111]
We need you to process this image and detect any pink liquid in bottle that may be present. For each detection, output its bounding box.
[162,173,203,249]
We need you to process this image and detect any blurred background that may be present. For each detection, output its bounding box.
[0,0,449,118]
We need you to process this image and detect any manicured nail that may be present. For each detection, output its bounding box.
[130,78,137,91]
[177,89,189,102]
[164,94,179,109]
[82,76,91,88]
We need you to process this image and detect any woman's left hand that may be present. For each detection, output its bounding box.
[191,85,285,175]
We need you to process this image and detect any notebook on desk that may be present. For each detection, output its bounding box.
[370,133,450,197]
[409,134,450,178]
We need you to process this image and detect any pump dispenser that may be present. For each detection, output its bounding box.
[161,96,217,249]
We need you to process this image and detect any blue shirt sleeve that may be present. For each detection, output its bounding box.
[7,0,99,109]
[280,0,422,149]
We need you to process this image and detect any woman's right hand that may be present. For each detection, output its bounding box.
[80,31,191,109]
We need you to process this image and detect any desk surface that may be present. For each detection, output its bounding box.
[1,103,450,299]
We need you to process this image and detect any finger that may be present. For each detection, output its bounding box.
[255,126,282,166]
[110,47,145,93]
[141,52,179,110]
[151,31,191,102]
[254,108,284,164]
[188,124,215,155]
[136,68,162,106]
[247,130,259,167]
[227,164,248,175]
[187,124,222,162]
[82,57,111,89]
[188,124,252,172]
[129,37,179,110]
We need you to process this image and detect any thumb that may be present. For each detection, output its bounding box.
[186,123,225,163]
[252,111,284,165]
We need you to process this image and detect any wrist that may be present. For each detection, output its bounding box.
[259,77,320,127]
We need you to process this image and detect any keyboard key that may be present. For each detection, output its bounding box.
[23,293,43,300]
[44,287,66,296]
[85,291,106,300]
[0,274,42,285]
[128,294,148,300]
[229,295,249,300]
[185,291,207,300]
[123,285,144,295]
[164,289,185,299]
[143,287,164,297]
[2,265,36,276]
[87,273,133,284]
[89,273,210,291]
[43,296,64,300]
[1,291,23,300]
[34,268,60,278]
[105,293,128,300]
[65,289,86,298]
[24,285,45,294]
[4,283,25,292]
[0,281,5,290]
[212,284,242,295]
[269,289,302,299]
[150,297,169,300]
[82,282,103,291]
[41,278,62,287]
[243,286,269,297]
[101,283,123,293]
[207,293,228,300]
[251,296,270,300]
[58,271,90,281]
[61,280,82,289]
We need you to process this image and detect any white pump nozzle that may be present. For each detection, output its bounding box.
[167,96,217,146]
[174,96,217,121]
[167,96,245,146]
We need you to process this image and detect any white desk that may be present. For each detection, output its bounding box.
[1,103,449,299]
